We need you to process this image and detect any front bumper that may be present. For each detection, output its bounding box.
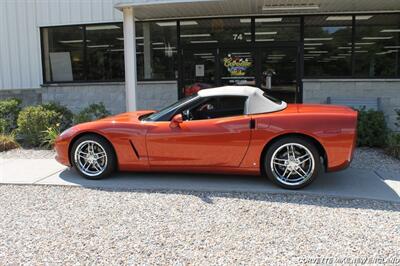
[54,137,71,167]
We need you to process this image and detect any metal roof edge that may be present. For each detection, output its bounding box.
[114,0,221,11]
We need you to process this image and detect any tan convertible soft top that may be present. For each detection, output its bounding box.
[197,86,287,115]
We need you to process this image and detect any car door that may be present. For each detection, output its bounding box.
[145,96,251,167]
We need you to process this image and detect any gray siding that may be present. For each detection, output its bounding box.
[0,0,122,90]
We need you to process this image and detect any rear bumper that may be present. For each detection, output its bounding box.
[327,159,351,172]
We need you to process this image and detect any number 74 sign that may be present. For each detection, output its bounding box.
[233,33,244,41]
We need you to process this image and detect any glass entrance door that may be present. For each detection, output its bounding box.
[259,47,299,103]
[181,49,217,96]
[180,46,300,102]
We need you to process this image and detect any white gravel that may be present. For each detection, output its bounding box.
[351,147,400,173]
[0,148,55,159]
[0,185,399,265]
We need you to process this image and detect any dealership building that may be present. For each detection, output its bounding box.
[1,0,400,128]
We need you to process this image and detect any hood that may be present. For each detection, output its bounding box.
[99,110,156,123]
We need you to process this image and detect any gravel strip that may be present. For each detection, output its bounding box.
[351,147,400,173]
[0,185,399,265]
[0,148,55,159]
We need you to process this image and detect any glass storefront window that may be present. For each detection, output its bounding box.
[354,14,400,77]
[304,16,353,77]
[42,26,85,82]
[180,18,251,45]
[260,48,298,103]
[182,50,216,96]
[255,17,300,42]
[41,15,400,84]
[86,24,124,81]
[41,23,124,82]
[136,21,177,80]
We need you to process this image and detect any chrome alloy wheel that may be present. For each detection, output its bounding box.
[74,140,108,177]
[270,143,315,186]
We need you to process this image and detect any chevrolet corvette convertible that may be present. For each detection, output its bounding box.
[55,86,358,189]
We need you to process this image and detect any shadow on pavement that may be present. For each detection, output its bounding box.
[51,167,400,211]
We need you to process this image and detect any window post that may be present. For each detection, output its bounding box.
[123,6,137,111]
[351,15,355,76]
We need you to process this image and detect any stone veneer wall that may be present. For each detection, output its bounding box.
[0,89,42,107]
[303,79,400,130]
[0,81,178,115]
[41,83,125,114]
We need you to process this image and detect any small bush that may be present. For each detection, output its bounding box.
[73,103,111,124]
[395,109,400,129]
[0,98,22,134]
[41,102,73,131]
[357,108,388,147]
[0,133,19,152]
[385,133,400,160]
[41,124,60,149]
[17,106,61,147]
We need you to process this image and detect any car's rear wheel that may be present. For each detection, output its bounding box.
[70,135,116,180]
[264,137,321,189]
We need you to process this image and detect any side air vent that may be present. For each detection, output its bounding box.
[129,140,140,159]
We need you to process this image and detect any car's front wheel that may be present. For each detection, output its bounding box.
[264,137,321,189]
[70,134,116,179]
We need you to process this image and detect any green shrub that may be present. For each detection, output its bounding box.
[395,109,400,129]
[0,133,19,152]
[41,102,73,131]
[385,133,400,160]
[73,103,111,124]
[17,106,61,147]
[0,98,22,134]
[357,108,388,147]
[41,124,60,149]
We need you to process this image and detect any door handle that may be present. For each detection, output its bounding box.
[250,119,256,129]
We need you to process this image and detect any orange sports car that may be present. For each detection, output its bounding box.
[55,86,358,189]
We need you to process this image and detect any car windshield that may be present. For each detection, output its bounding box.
[142,94,199,121]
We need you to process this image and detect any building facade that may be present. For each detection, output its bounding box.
[1,0,400,128]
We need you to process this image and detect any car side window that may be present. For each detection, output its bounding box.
[183,96,247,121]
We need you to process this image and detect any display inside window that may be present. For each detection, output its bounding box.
[354,14,400,77]
[135,21,177,80]
[304,16,353,77]
[42,26,84,82]
[41,23,124,82]
[220,51,255,86]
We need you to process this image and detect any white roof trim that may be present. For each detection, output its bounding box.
[114,0,220,10]
[197,86,287,115]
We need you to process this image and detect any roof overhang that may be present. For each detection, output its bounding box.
[114,0,400,21]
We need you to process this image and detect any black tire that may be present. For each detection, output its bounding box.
[70,134,116,180]
[263,136,321,189]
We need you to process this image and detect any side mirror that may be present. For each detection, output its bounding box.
[170,114,183,128]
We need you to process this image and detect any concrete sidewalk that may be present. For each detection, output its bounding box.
[0,158,399,202]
